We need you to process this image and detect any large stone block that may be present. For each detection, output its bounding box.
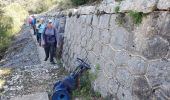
[101,45,115,61]
[132,76,152,100]
[113,50,131,67]
[78,6,96,15]
[96,3,119,14]
[157,0,170,10]
[93,42,103,56]
[103,61,116,78]
[100,29,111,44]
[127,56,147,75]
[109,14,119,30]
[116,68,133,88]
[85,15,93,25]
[98,15,111,29]
[117,86,133,100]
[142,36,169,59]
[146,60,170,86]
[91,27,100,42]
[110,27,130,50]
[92,15,99,27]
[120,0,157,13]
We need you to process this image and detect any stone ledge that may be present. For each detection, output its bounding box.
[10,92,49,100]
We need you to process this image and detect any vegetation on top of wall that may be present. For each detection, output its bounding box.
[115,6,120,13]
[128,10,144,25]
[71,0,88,6]
[115,0,123,2]
[70,0,101,6]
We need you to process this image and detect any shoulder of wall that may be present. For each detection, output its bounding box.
[40,0,170,17]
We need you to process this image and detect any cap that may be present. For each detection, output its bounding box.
[48,19,53,23]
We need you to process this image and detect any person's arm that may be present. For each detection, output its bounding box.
[41,27,46,47]
[54,27,59,47]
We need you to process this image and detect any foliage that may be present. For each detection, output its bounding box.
[70,0,101,6]
[128,10,144,25]
[72,64,101,99]
[70,0,88,6]
[0,3,28,59]
[115,6,120,13]
[4,3,28,34]
[115,0,123,2]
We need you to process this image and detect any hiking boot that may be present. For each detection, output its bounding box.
[44,57,48,61]
[50,61,56,64]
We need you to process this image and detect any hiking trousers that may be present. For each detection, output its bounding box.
[37,33,41,45]
[44,43,56,62]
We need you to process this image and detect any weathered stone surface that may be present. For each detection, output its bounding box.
[100,29,111,44]
[110,27,130,50]
[45,5,170,99]
[92,15,99,27]
[10,92,49,100]
[132,76,152,100]
[103,61,116,78]
[96,3,119,14]
[93,42,103,56]
[157,0,170,10]
[101,45,115,61]
[152,84,170,100]
[114,51,130,67]
[146,60,170,86]
[98,15,110,29]
[117,86,133,100]
[127,56,147,75]
[142,36,169,59]
[120,0,157,13]
[78,6,96,15]
[116,68,133,88]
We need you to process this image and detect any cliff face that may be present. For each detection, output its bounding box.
[41,0,170,99]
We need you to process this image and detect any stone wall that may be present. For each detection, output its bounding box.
[40,0,170,99]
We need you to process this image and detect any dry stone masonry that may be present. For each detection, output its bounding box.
[40,0,170,99]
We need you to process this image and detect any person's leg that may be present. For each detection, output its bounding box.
[44,44,50,61]
[39,33,41,46]
[49,44,56,63]
[37,33,40,42]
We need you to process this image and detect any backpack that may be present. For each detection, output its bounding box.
[44,28,57,44]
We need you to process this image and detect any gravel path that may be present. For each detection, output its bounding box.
[0,26,67,100]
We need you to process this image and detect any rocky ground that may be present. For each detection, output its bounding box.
[0,27,40,67]
[0,26,68,100]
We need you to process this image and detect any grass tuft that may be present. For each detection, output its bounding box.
[128,10,144,25]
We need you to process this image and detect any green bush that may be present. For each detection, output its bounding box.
[0,3,28,59]
[72,64,101,99]
[71,0,88,6]
[128,10,144,25]
[115,6,120,13]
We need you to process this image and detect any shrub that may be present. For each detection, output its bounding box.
[71,0,88,6]
[0,3,28,59]
[128,10,144,25]
[115,6,120,13]
[72,64,101,99]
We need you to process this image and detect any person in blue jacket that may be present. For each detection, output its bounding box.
[37,18,46,46]
[31,15,36,35]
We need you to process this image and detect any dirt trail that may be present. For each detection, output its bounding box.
[0,26,67,100]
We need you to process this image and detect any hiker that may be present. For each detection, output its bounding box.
[42,19,57,64]
[28,16,33,26]
[35,19,40,42]
[37,18,46,46]
[32,15,37,35]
